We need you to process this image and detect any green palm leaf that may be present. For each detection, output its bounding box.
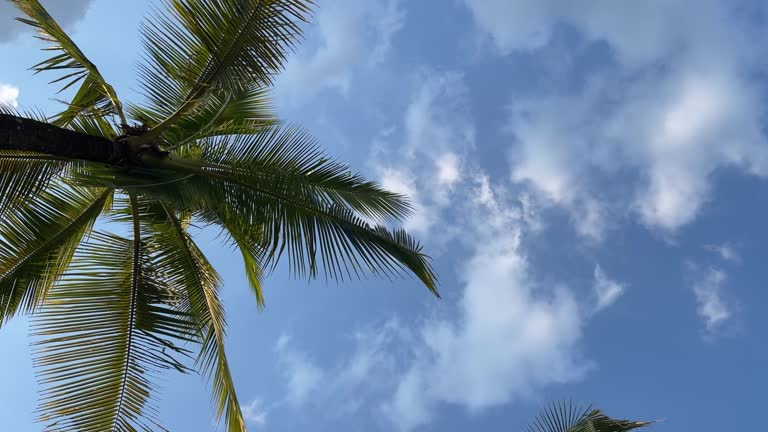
[146,200,248,431]
[32,200,196,431]
[0,106,76,218]
[525,401,655,432]
[180,175,437,295]
[170,124,413,221]
[11,0,126,125]
[0,151,71,219]
[0,185,111,328]
[2,1,440,430]
[129,84,274,149]
[134,0,313,143]
[65,124,437,296]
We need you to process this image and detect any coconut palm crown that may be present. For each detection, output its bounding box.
[0,1,438,431]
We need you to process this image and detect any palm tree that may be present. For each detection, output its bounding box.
[525,401,656,432]
[0,1,438,431]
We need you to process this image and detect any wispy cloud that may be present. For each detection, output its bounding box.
[272,173,595,432]
[692,268,732,333]
[384,210,589,431]
[241,399,268,428]
[324,71,596,431]
[465,0,768,237]
[373,73,593,430]
[592,265,625,311]
[274,335,324,405]
[371,71,474,238]
[705,243,740,263]
[265,69,604,431]
[276,0,405,103]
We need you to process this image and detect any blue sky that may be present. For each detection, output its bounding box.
[1,0,767,431]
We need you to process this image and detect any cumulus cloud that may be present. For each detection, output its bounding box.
[274,335,324,405]
[508,66,768,234]
[692,268,732,333]
[272,177,594,432]
[276,0,405,102]
[470,0,768,235]
[268,60,640,429]
[0,0,94,42]
[370,73,594,431]
[384,209,589,431]
[0,84,19,108]
[592,265,624,311]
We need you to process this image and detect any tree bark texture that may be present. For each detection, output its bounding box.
[0,113,120,164]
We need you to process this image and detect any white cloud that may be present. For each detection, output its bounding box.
[269,70,593,431]
[241,399,268,428]
[706,243,739,263]
[326,320,409,416]
[0,84,19,108]
[275,335,324,405]
[592,265,624,311]
[692,268,732,333]
[372,72,475,237]
[383,194,590,431]
[277,0,405,102]
[462,0,729,65]
[507,61,768,236]
[634,70,768,229]
[436,152,462,188]
[270,61,624,429]
[0,0,94,42]
[365,73,592,429]
[284,176,592,431]
[380,168,434,234]
[462,0,556,53]
[469,0,768,236]
[403,72,475,158]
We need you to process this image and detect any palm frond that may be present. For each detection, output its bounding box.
[0,102,49,122]
[129,84,274,150]
[68,113,120,140]
[12,0,126,125]
[31,209,196,431]
[525,401,655,432]
[579,410,655,432]
[184,125,413,222]
[143,201,247,431]
[134,0,313,142]
[59,122,437,293]
[231,234,266,308]
[174,175,437,295]
[0,150,72,219]
[0,185,111,328]
[212,215,267,307]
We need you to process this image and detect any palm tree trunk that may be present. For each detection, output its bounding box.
[0,113,122,164]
